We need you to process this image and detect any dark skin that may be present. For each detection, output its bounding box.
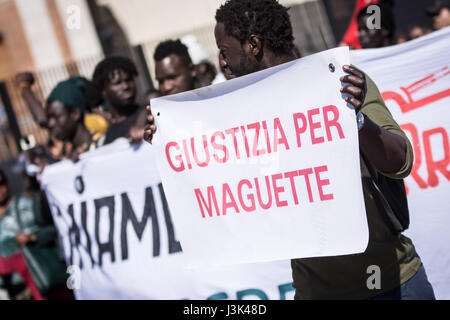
[145,22,406,174]
[357,15,391,49]
[218,52,235,80]
[0,182,9,208]
[17,71,113,124]
[16,72,48,127]
[127,109,148,144]
[103,69,138,123]
[155,54,196,96]
[46,101,91,161]
[46,100,79,141]
[339,66,406,173]
[215,23,294,78]
[103,68,150,144]
[16,72,111,159]
[136,55,196,144]
[194,62,216,88]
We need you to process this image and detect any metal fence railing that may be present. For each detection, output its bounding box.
[0,53,105,163]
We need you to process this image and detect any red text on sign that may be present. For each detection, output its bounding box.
[194,165,334,218]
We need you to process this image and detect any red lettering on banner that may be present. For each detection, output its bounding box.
[293,106,345,148]
[195,187,220,218]
[273,117,290,152]
[382,66,450,113]
[182,139,193,170]
[237,179,256,212]
[284,170,299,205]
[308,108,325,145]
[254,176,273,210]
[211,131,229,163]
[293,112,307,148]
[314,165,334,201]
[272,174,288,207]
[191,135,210,167]
[323,105,345,141]
[247,122,265,156]
[165,142,185,172]
[298,168,314,202]
[262,120,272,154]
[401,123,428,192]
[240,125,251,158]
[165,106,346,172]
[400,123,450,193]
[225,127,241,160]
[423,127,450,187]
[195,165,335,218]
[222,183,240,215]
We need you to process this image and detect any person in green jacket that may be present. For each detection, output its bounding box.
[0,169,57,300]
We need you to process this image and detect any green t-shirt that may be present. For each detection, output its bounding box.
[291,72,421,300]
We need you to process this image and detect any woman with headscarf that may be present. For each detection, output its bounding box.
[45,76,101,161]
[16,73,109,162]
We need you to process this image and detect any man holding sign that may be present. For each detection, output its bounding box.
[144,0,434,300]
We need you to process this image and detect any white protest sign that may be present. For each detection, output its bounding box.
[41,140,295,300]
[351,27,450,299]
[152,47,368,268]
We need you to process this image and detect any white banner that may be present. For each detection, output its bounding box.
[351,27,450,299]
[40,28,449,299]
[151,47,369,268]
[41,140,295,300]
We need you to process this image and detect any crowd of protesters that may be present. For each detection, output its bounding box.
[1,0,448,300]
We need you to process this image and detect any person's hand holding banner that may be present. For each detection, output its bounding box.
[151,47,369,268]
[144,105,157,144]
[340,65,367,112]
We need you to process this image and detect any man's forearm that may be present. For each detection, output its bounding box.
[21,87,48,127]
[358,113,407,174]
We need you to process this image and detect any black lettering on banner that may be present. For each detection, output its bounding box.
[95,196,115,266]
[74,175,85,194]
[158,183,182,254]
[81,201,96,268]
[51,185,183,268]
[52,204,68,266]
[121,187,160,259]
[53,204,62,217]
[68,204,83,269]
